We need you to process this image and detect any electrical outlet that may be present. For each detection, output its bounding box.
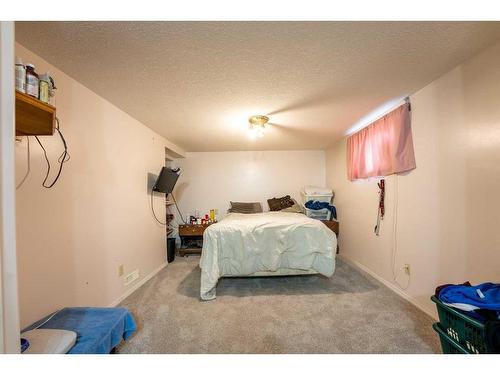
[118,264,124,277]
[124,270,139,286]
[403,264,411,275]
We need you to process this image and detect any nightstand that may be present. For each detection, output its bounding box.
[178,223,212,256]
[321,220,339,254]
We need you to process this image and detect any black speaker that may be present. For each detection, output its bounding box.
[167,238,176,263]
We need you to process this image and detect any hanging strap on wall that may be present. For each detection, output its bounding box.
[374,178,385,236]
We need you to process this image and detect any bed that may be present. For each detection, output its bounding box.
[199,211,337,300]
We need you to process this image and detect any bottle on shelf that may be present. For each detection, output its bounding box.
[38,73,50,104]
[25,63,39,99]
[15,57,26,93]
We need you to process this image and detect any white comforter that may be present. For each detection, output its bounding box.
[199,212,337,300]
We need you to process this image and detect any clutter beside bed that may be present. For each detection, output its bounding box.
[301,186,337,221]
[188,209,217,225]
[298,187,339,252]
[265,186,337,220]
[178,222,213,256]
[432,282,500,354]
[304,200,337,220]
[21,307,137,354]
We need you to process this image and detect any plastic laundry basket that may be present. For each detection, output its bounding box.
[304,207,331,220]
[432,323,469,354]
[431,295,487,354]
[301,191,333,204]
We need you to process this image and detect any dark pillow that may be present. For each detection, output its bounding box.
[267,195,295,211]
[281,198,304,214]
[229,201,263,214]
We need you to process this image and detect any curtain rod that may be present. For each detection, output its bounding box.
[345,96,411,137]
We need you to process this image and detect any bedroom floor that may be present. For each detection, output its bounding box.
[117,256,440,354]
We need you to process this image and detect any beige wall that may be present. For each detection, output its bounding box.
[326,41,500,317]
[15,44,178,327]
[173,151,326,222]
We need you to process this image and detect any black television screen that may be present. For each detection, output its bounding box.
[153,167,180,194]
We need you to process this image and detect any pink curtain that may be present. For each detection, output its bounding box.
[347,103,416,181]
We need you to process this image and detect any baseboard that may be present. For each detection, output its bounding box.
[338,254,437,319]
[109,262,167,307]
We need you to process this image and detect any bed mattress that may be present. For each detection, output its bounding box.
[199,212,337,300]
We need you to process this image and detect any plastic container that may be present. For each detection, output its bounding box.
[432,323,469,354]
[305,207,331,220]
[38,73,50,103]
[167,237,176,263]
[431,295,487,354]
[301,191,333,204]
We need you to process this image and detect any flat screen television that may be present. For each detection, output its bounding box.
[152,167,180,194]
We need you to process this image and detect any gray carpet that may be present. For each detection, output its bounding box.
[117,256,440,353]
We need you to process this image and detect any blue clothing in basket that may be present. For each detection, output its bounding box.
[304,200,337,220]
[439,283,500,313]
[31,307,136,354]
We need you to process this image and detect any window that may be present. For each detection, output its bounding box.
[347,102,416,181]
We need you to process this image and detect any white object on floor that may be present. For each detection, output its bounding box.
[21,329,77,354]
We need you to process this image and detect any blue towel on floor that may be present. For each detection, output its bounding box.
[25,307,136,354]
[439,283,500,312]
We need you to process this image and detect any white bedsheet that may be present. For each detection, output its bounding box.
[199,212,337,300]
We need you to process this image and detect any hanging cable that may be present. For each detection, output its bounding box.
[34,135,51,186]
[34,117,70,189]
[390,174,410,290]
[29,309,62,331]
[150,189,167,225]
[16,136,31,190]
[171,193,187,224]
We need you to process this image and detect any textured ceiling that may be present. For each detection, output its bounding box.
[15,21,500,151]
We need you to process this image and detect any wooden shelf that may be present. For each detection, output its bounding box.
[15,90,56,136]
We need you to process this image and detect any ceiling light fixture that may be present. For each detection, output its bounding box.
[248,115,269,139]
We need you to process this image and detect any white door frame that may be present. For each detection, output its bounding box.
[0,21,20,354]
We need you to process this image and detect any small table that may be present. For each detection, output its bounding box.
[178,223,212,256]
[321,220,340,254]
